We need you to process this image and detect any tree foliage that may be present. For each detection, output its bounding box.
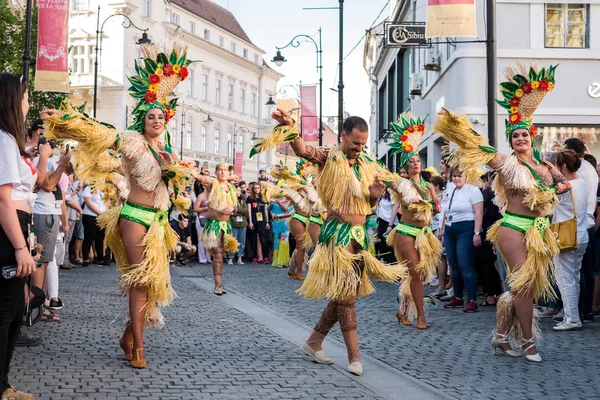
[0,0,66,124]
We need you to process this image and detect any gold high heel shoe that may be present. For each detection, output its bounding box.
[130,348,146,369]
[396,310,412,326]
[416,316,427,329]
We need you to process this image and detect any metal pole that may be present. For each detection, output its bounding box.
[337,0,344,141]
[486,0,497,147]
[180,108,185,159]
[93,4,101,118]
[21,0,33,84]
[318,27,323,147]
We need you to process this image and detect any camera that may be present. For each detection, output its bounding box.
[38,135,57,149]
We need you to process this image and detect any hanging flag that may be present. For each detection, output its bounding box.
[425,0,477,38]
[34,0,70,92]
[300,85,319,143]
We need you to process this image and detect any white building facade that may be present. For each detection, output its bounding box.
[369,0,600,171]
[67,0,283,182]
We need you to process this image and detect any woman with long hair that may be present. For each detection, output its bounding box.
[547,150,588,331]
[0,73,50,400]
[246,182,270,264]
[384,115,441,329]
[42,44,199,368]
[435,65,569,362]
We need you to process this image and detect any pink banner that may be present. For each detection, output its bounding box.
[235,152,243,176]
[300,85,318,143]
[34,0,70,92]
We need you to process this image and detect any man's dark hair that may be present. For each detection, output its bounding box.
[421,170,432,182]
[259,169,266,173]
[239,180,246,186]
[178,213,189,221]
[584,153,597,169]
[430,176,446,190]
[229,165,234,171]
[343,116,368,135]
[564,138,585,157]
[28,119,44,139]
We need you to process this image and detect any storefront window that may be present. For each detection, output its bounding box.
[545,4,588,48]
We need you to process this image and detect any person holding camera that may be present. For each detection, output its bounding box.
[0,73,49,400]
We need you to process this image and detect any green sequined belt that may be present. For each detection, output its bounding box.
[309,214,324,226]
[204,218,232,236]
[500,211,550,236]
[292,213,310,225]
[393,221,432,239]
[318,218,369,250]
[120,201,167,229]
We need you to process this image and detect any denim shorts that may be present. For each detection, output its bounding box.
[33,214,60,263]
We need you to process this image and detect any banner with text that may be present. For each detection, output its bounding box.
[425,0,476,38]
[300,85,318,143]
[35,0,70,92]
[235,152,243,176]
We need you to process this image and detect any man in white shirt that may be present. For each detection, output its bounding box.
[564,138,597,321]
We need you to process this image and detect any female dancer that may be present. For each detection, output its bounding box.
[43,44,198,368]
[435,65,569,362]
[198,163,239,295]
[384,115,441,329]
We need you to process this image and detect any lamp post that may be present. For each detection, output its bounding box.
[93,5,151,118]
[272,28,323,146]
[232,123,250,172]
[338,0,344,141]
[179,103,213,160]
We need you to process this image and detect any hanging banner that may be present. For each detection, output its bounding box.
[34,0,70,92]
[300,85,318,143]
[235,152,243,176]
[425,0,476,38]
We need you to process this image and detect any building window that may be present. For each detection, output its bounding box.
[228,131,233,157]
[142,0,151,18]
[202,73,208,101]
[72,0,88,11]
[171,13,180,26]
[185,121,192,150]
[88,44,95,71]
[240,89,246,114]
[238,132,244,152]
[200,126,207,152]
[189,22,195,34]
[187,70,194,96]
[545,3,588,48]
[254,54,259,64]
[228,84,234,110]
[219,36,225,47]
[71,45,85,73]
[214,129,220,154]
[231,42,236,53]
[243,48,248,59]
[171,118,178,141]
[204,29,210,40]
[251,93,256,117]
[216,79,222,105]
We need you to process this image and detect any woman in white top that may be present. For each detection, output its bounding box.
[81,185,107,266]
[0,73,51,400]
[440,167,484,313]
[547,150,588,330]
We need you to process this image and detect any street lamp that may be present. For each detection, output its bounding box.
[93,5,151,118]
[272,28,323,146]
[179,103,212,160]
[232,124,250,172]
[266,85,303,133]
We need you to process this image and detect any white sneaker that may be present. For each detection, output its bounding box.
[237,257,244,265]
[227,259,233,265]
[302,343,333,364]
[553,320,582,331]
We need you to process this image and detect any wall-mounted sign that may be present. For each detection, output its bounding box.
[385,23,428,47]
[588,83,600,98]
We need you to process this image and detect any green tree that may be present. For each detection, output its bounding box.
[0,0,66,123]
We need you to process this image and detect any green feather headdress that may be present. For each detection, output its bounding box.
[388,114,427,171]
[127,43,199,153]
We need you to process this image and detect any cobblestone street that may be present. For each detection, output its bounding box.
[10,263,600,400]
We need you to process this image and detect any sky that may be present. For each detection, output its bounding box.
[212,0,391,125]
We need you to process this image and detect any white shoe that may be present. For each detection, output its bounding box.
[237,257,244,265]
[227,259,233,265]
[347,361,363,376]
[302,343,333,365]
[522,338,542,363]
[553,320,582,331]
[490,332,521,357]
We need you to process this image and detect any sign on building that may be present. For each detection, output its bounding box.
[385,23,429,47]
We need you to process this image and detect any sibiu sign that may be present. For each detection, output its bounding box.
[385,23,428,47]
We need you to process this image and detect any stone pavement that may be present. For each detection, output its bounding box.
[10,262,600,400]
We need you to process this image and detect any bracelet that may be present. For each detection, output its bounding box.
[14,244,28,251]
